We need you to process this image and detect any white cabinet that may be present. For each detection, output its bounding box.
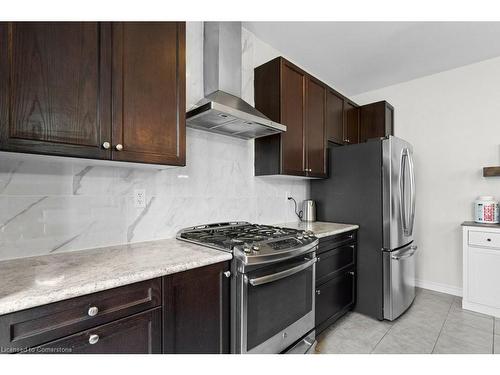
[462,223,500,317]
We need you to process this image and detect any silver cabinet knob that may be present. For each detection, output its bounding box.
[316,289,321,295]
[349,271,355,276]
[102,141,110,150]
[115,144,123,151]
[88,306,99,317]
[316,256,320,262]
[223,271,231,278]
[88,334,99,345]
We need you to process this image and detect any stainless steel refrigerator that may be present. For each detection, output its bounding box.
[311,136,417,321]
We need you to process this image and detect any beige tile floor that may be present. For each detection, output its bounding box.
[316,288,499,354]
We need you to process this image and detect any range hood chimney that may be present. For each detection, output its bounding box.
[186,22,286,139]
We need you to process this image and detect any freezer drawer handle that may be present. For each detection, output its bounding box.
[248,258,317,286]
[391,245,418,260]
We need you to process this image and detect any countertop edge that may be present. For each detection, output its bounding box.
[462,221,500,228]
[275,221,359,239]
[314,225,359,238]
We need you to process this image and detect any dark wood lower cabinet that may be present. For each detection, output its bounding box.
[163,261,230,354]
[315,272,355,334]
[35,308,162,354]
[314,231,357,334]
[0,261,230,354]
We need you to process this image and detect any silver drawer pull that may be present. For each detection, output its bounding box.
[88,334,99,345]
[316,289,321,295]
[88,306,99,317]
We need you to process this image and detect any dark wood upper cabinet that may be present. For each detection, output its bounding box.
[254,57,374,177]
[163,261,230,354]
[344,100,360,145]
[0,22,112,159]
[0,22,185,167]
[326,90,344,145]
[111,22,185,166]
[305,77,327,177]
[254,57,328,177]
[359,100,394,143]
[280,60,306,175]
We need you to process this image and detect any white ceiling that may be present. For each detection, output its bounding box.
[243,22,500,96]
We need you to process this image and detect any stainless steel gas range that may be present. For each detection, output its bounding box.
[177,222,319,354]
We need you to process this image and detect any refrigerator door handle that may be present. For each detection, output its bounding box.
[391,245,418,260]
[407,150,416,236]
[399,149,408,235]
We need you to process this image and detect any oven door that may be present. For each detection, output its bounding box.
[237,253,316,354]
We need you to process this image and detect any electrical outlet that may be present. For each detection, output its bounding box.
[134,189,146,208]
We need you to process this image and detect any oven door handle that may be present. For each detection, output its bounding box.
[247,258,317,286]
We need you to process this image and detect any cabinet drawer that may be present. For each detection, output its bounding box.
[318,230,356,253]
[0,278,161,351]
[468,231,500,249]
[316,244,355,285]
[34,308,162,354]
[315,271,355,330]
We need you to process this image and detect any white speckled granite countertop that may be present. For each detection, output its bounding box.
[0,238,231,316]
[275,221,359,238]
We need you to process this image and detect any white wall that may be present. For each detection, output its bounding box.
[0,23,308,261]
[353,56,500,295]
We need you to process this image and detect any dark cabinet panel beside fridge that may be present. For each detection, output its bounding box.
[311,136,416,321]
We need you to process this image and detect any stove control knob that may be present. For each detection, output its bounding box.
[297,235,303,240]
[252,246,260,252]
[243,247,252,253]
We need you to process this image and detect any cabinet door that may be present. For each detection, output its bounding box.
[0,22,111,159]
[280,60,306,175]
[36,308,162,354]
[305,77,327,177]
[344,101,359,144]
[163,261,230,354]
[359,101,394,143]
[315,271,355,331]
[326,90,344,144]
[111,22,186,166]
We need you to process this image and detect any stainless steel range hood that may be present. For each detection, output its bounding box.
[186,22,286,140]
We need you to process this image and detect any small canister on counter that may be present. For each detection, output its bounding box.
[474,196,499,224]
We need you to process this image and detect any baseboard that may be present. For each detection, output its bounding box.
[415,279,463,297]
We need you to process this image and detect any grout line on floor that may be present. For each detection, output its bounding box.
[369,322,394,353]
[430,296,455,354]
[493,317,496,354]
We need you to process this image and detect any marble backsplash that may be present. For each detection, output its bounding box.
[0,24,309,261]
[0,129,308,260]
